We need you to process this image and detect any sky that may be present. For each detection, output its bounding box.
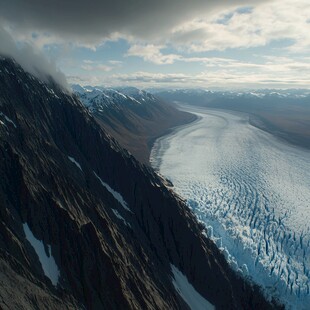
[0,0,310,89]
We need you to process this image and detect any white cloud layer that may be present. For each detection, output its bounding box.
[169,0,310,53]
[127,45,181,65]
[68,57,310,89]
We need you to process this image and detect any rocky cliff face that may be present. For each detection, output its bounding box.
[0,57,281,309]
[74,85,195,164]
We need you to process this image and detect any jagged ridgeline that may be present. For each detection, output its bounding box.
[0,57,282,309]
[72,85,196,165]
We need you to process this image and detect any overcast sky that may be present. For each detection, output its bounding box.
[1,0,310,89]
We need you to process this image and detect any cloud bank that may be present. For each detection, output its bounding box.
[1,0,309,89]
[0,0,267,45]
[0,26,68,89]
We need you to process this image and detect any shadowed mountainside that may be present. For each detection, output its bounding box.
[74,86,196,164]
[0,58,282,309]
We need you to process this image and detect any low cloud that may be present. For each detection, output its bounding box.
[108,60,123,66]
[127,44,181,64]
[114,72,189,84]
[0,26,68,89]
[81,64,113,72]
[68,56,310,89]
[81,60,120,72]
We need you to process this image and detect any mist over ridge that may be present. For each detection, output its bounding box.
[0,26,68,89]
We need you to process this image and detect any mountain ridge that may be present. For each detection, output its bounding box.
[73,85,196,164]
[0,57,281,309]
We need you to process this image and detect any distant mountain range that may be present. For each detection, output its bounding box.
[72,85,195,164]
[152,88,310,101]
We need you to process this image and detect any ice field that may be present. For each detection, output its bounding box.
[150,106,310,309]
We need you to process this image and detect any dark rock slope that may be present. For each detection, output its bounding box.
[0,58,281,309]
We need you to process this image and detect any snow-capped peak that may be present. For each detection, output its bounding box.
[72,84,159,111]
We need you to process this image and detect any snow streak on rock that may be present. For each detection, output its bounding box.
[23,223,60,286]
[68,156,82,171]
[0,112,17,128]
[171,264,215,310]
[151,107,310,310]
[93,171,131,212]
[112,209,131,227]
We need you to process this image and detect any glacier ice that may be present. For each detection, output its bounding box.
[151,106,310,310]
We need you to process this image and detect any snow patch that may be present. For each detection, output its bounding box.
[171,264,215,310]
[127,95,142,104]
[23,223,60,286]
[93,171,132,212]
[112,209,131,227]
[112,89,127,99]
[45,86,60,99]
[68,156,82,171]
[0,112,17,128]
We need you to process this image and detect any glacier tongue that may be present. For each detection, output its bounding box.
[151,106,310,310]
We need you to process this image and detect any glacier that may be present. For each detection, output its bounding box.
[151,106,310,310]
